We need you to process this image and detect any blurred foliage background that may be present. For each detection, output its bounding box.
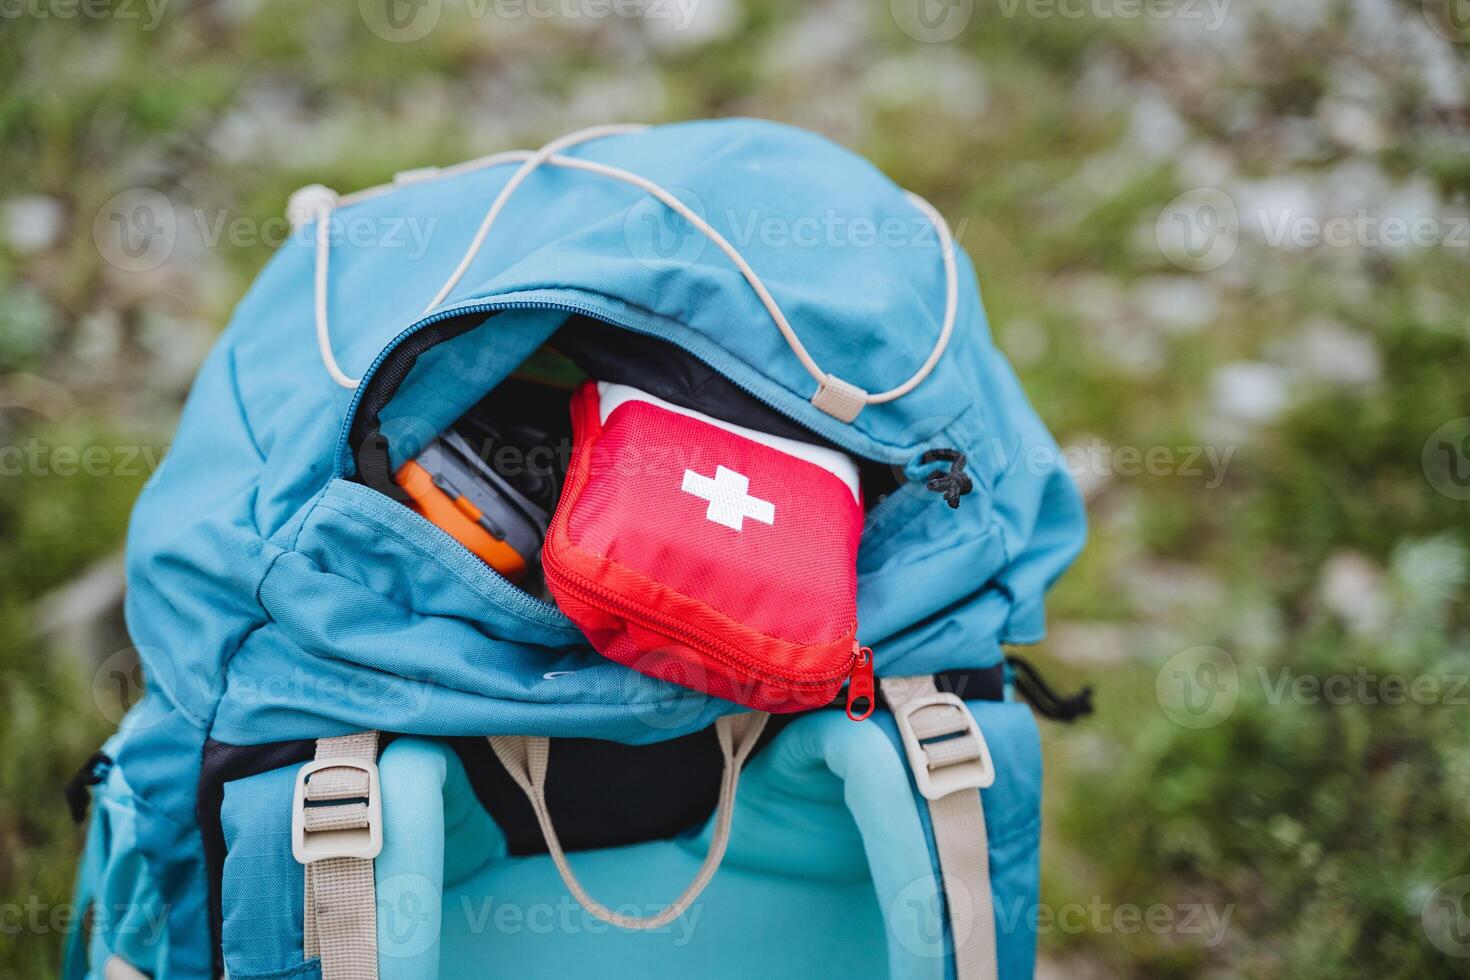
[2,0,1469,977]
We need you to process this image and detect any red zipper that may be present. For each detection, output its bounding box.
[542,541,858,695]
[846,644,875,721]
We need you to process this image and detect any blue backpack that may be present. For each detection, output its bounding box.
[65,118,1086,980]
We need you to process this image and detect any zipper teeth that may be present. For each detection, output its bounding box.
[348,314,485,454]
[334,296,907,475]
[541,540,855,689]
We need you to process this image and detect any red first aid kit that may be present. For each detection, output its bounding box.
[542,380,873,716]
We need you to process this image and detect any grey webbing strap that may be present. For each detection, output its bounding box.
[299,731,381,980]
[489,711,769,930]
[881,677,998,980]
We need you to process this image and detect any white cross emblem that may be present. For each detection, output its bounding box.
[681,466,776,531]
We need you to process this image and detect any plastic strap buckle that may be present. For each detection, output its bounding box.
[892,692,995,800]
[291,757,383,864]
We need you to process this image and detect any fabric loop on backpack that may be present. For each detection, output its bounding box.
[881,677,999,980]
[488,710,769,931]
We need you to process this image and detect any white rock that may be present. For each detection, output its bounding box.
[1067,275,1128,323]
[1126,86,1187,162]
[1350,0,1464,109]
[1389,536,1468,622]
[1073,48,1131,116]
[1124,561,1227,617]
[1158,0,1246,51]
[1059,435,1113,501]
[1320,550,1387,635]
[863,50,988,117]
[1134,276,1219,334]
[1290,318,1382,387]
[1210,361,1291,427]
[1377,177,1442,241]
[33,553,128,666]
[1275,117,1334,165]
[1067,276,1165,376]
[1262,0,1334,33]
[2,196,65,253]
[643,0,740,51]
[215,0,266,24]
[1063,148,1149,206]
[73,310,124,368]
[1174,145,1237,188]
[1233,175,1321,249]
[138,312,213,390]
[1323,99,1387,155]
[1328,60,1387,103]
[763,3,867,78]
[566,68,668,125]
[1102,324,1165,377]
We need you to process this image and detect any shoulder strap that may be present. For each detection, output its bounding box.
[295,731,382,980]
[881,676,999,980]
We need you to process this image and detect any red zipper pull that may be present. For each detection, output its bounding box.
[846,643,875,721]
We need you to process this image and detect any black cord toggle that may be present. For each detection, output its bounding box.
[64,751,113,824]
[1007,655,1094,722]
[921,449,973,508]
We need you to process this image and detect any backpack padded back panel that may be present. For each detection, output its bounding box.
[210,701,1042,980]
